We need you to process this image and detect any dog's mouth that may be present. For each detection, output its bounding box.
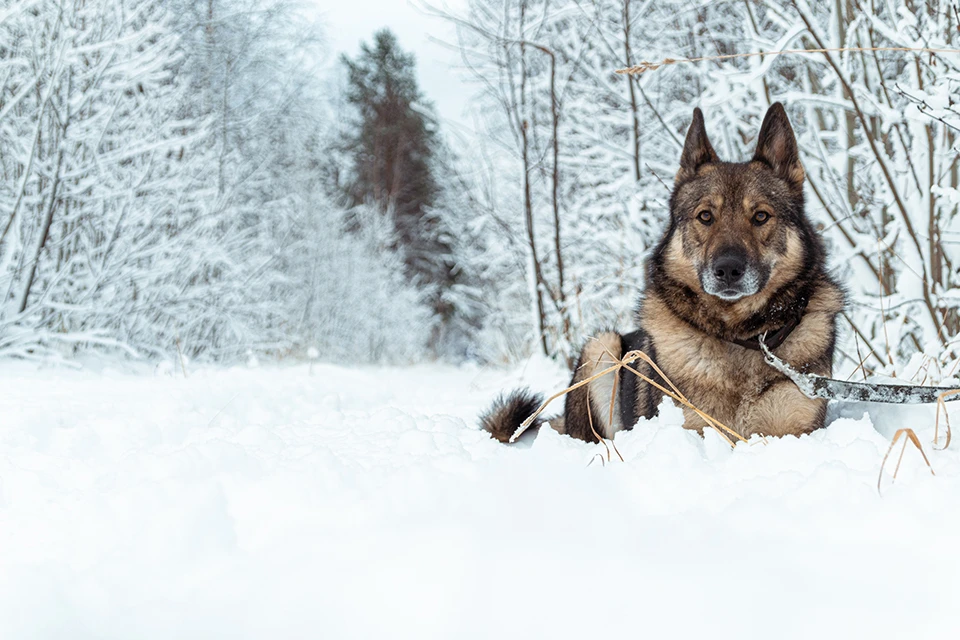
[710,287,753,301]
[699,267,764,301]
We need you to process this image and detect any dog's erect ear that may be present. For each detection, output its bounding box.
[753,102,804,189]
[677,108,719,183]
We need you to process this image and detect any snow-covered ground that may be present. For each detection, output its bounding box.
[2,357,959,639]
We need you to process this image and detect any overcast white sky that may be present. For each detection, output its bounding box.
[315,0,473,129]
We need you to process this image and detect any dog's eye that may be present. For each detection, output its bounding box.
[696,210,713,224]
[753,211,771,225]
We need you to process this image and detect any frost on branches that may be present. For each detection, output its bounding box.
[1,0,959,373]
[0,0,431,363]
[425,0,960,377]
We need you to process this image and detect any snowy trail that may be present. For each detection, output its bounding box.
[1,359,959,639]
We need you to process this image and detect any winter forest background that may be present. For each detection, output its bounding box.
[2,0,960,379]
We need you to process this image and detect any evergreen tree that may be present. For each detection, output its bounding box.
[340,30,456,330]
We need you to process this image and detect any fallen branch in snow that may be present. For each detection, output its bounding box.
[763,340,960,452]
[878,429,935,495]
[615,47,960,76]
[760,341,960,405]
[511,343,746,447]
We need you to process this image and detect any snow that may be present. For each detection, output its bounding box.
[2,358,959,638]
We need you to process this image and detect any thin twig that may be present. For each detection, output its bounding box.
[616,47,960,75]
[646,163,671,192]
[175,336,188,378]
[897,84,960,133]
[849,334,869,383]
[877,240,896,374]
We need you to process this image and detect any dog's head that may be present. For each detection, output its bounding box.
[663,103,813,303]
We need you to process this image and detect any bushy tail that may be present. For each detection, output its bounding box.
[479,388,549,443]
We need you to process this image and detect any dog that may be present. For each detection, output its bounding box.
[481,103,844,443]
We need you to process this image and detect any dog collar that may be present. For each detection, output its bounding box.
[731,310,803,352]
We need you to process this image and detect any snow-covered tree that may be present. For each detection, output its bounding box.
[424,0,960,376]
[0,0,433,364]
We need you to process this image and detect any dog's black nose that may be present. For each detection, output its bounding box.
[713,253,746,286]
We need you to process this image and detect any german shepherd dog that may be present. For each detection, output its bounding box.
[481,103,844,442]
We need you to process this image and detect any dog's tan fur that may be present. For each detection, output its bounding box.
[639,282,842,437]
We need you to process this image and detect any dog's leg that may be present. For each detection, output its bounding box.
[563,332,625,442]
[619,329,663,429]
[736,379,827,438]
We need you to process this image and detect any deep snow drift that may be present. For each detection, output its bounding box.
[1,357,958,639]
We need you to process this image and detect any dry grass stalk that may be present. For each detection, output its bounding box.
[509,351,639,442]
[509,341,746,447]
[877,428,935,493]
[609,435,625,462]
[567,352,623,465]
[911,357,932,386]
[619,356,743,447]
[615,47,960,76]
[593,346,626,462]
[947,352,960,379]
[934,389,959,450]
[597,338,745,445]
[587,452,606,467]
[848,334,870,382]
[584,390,616,463]
[175,336,188,378]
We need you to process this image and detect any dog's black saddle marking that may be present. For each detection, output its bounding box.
[731,311,802,352]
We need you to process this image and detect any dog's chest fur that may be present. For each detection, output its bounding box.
[638,282,843,436]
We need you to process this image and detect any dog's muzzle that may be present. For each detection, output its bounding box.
[701,249,761,301]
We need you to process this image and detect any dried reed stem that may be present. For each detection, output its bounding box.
[878,428,935,494]
[934,389,959,450]
[587,452,606,468]
[619,346,745,445]
[584,390,614,463]
[509,354,638,442]
[592,344,629,463]
[509,344,746,447]
[615,47,960,76]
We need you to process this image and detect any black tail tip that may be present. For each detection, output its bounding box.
[479,388,544,443]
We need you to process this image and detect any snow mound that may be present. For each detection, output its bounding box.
[1,361,958,638]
